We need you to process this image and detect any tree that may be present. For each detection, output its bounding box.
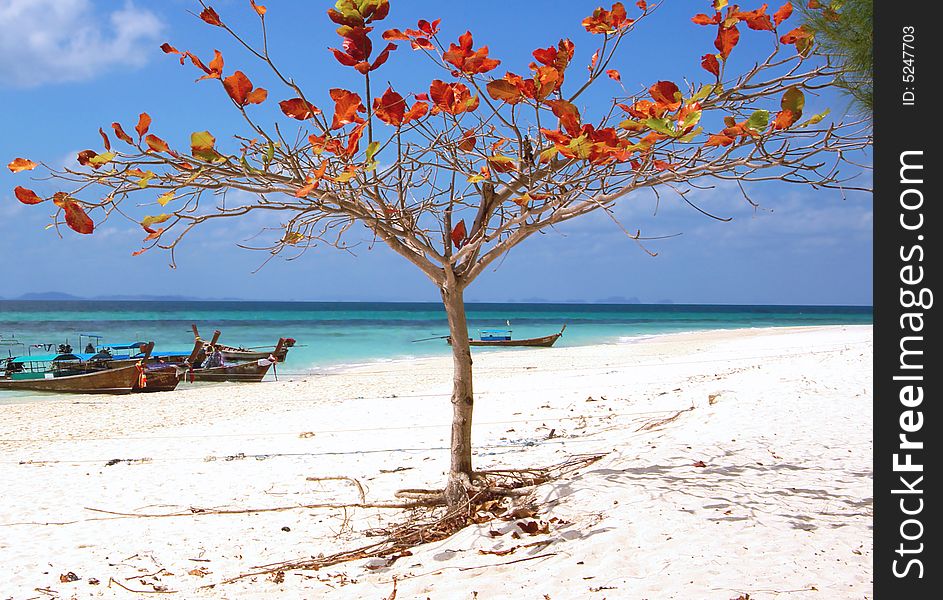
[10,0,869,506]
[800,0,873,115]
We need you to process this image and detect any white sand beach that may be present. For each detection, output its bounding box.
[0,325,873,599]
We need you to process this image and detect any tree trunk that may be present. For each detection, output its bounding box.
[441,277,475,506]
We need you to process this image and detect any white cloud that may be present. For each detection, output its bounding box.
[0,0,163,87]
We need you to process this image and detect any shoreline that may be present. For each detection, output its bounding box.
[0,324,872,598]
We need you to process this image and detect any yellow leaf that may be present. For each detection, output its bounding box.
[142,214,171,227]
[137,171,155,188]
[157,192,175,206]
[89,152,115,167]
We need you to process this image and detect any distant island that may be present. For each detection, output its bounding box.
[2,292,661,304]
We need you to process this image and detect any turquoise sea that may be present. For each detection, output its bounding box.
[0,300,872,401]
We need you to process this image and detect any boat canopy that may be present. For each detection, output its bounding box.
[101,342,147,350]
[10,353,95,364]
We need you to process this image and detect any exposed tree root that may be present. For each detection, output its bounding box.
[213,453,604,587]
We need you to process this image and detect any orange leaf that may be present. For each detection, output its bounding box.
[582,2,633,34]
[773,3,793,26]
[200,6,223,26]
[402,101,428,124]
[249,0,266,16]
[691,13,720,26]
[458,130,476,152]
[486,79,525,105]
[329,88,366,129]
[112,122,134,144]
[705,133,735,147]
[450,219,467,249]
[442,31,500,75]
[145,134,170,153]
[7,158,37,173]
[429,80,479,115]
[14,186,44,204]
[606,69,621,82]
[135,113,151,141]
[246,87,268,105]
[223,71,254,106]
[196,50,224,81]
[279,98,321,120]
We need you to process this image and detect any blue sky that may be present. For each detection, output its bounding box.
[0,0,872,304]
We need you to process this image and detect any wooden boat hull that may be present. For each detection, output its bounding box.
[189,361,273,383]
[135,366,181,393]
[448,325,566,348]
[220,348,289,363]
[0,364,142,394]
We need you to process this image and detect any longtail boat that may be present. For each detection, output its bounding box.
[0,343,156,394]
[191,325,295,363]
[179,333,288,383]
[448,324,566,348]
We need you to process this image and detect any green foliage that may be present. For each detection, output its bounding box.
[801,0,872,117]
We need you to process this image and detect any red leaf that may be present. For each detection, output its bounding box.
[77,150,97,167]
[62,199,94,234]
[7,158,37,173]
[279,98,321,120]
[714,24,740,59]
[331,48,359,67]
[373,87,407,126]
[200,6,223,26]
[223,71,254,106]
[341,27,373,62]
[692,460,707,468]
[135,113,151,141]
[773,3,793,26]
[545,99,581,137]
[160,42,183,61]
[409,37,434,50]
[701,53,720,76]
[329,88,366,129]
[99,128,111,151]
[450,219,467,249]
[112,122,134,144]
[369,42,397,71]
[14,186,43,204]
[145,135,170,153]
[606,69,621,82]
[650,81,681,111]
